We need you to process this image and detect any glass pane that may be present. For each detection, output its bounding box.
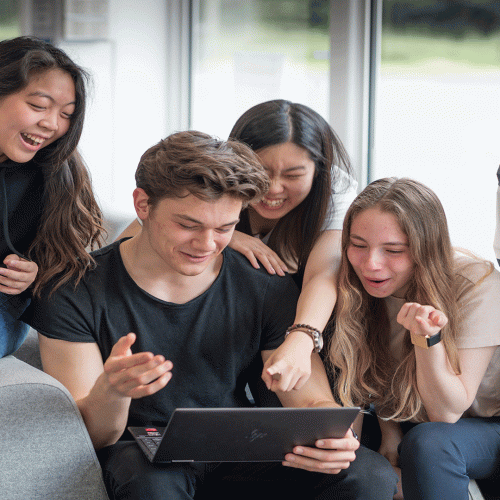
[373,1,500,262]
[0,1,21,41]
[191,0,330,138]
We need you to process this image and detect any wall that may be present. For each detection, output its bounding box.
[59,0,169,230]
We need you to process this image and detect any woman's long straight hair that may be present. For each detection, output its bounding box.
[230,99,353,272]
[0,36,104,295]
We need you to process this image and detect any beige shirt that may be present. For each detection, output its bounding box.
[385,253,500,418]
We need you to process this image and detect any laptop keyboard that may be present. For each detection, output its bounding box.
[138,436,162,454]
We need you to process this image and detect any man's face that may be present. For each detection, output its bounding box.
[142,192,242,277]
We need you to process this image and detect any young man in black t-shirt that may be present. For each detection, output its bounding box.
[30,131,397,500]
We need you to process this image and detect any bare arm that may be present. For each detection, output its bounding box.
[39,332,173,449]
[262,230,342,391]
[261,349,359,474]
[416,343,496,422]
[397,302,496,422]
[295,229,342,330]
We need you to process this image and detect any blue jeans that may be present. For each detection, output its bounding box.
[0,296,30,358]
[399,418,500,500]
[98,440,398,500]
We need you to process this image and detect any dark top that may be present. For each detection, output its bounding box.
[0,159,44,328]
[29,241,299,427]
[0,159,44,261]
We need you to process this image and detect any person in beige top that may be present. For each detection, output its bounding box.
[327,177,500,500]
[270,177,500,498]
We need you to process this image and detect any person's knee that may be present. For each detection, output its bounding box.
[399,422,458,468]
[99,442,199,500]
[360,449,398,488]
[347,446,398,496]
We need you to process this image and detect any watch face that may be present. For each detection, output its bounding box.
[410,332,430,349]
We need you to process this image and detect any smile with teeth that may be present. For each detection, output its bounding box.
[22,133,46,146]
[261,198,285,208]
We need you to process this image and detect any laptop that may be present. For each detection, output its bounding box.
[128,406,360,463]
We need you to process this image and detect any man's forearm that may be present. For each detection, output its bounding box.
[77,373,132,449]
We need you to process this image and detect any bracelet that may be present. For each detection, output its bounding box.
[285,323,324,353]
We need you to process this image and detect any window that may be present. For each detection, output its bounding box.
[0,1,21,40]
[191,0,331,138]
[372,1,500,262]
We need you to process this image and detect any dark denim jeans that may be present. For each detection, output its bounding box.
[399,418,500,500]
[98,439,398,500]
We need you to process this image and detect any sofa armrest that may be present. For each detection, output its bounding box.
[0,356,109,500]
[12,328,42,370]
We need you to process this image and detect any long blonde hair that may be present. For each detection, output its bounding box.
[328,178,463,422]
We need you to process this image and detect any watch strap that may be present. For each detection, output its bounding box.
[410,330,442,349]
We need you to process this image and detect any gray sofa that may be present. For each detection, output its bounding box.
[0,329,109,500]
[0,217,132,500]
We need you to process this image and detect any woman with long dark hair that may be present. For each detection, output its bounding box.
[228,99,357,391]
[0,36,103,357]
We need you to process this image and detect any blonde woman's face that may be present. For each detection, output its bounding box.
[347,208,414,298]
[250,142,316,221]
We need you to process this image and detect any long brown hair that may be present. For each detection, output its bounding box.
[229,99,353,272]
[0,36,104,295]
[328,177,462,422]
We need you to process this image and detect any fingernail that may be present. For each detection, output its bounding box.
[295,447,303,454]
[317,440,324,447]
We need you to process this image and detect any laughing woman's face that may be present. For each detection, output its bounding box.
[250,141,316,222]
[0,68,75,164]
[347,207,414,299]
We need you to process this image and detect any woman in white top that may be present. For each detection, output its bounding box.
[327,177,500,499]
[227,99,357,392]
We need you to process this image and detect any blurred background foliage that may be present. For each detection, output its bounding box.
[382,1,500,70]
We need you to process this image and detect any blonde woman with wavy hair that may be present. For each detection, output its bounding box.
[328,177,500,500]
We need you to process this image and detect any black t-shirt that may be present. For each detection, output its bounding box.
[0,160,44,324]
[30,241,299,427]
[0,159,44,261]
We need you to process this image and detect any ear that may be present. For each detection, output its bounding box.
[133,188,150,221]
